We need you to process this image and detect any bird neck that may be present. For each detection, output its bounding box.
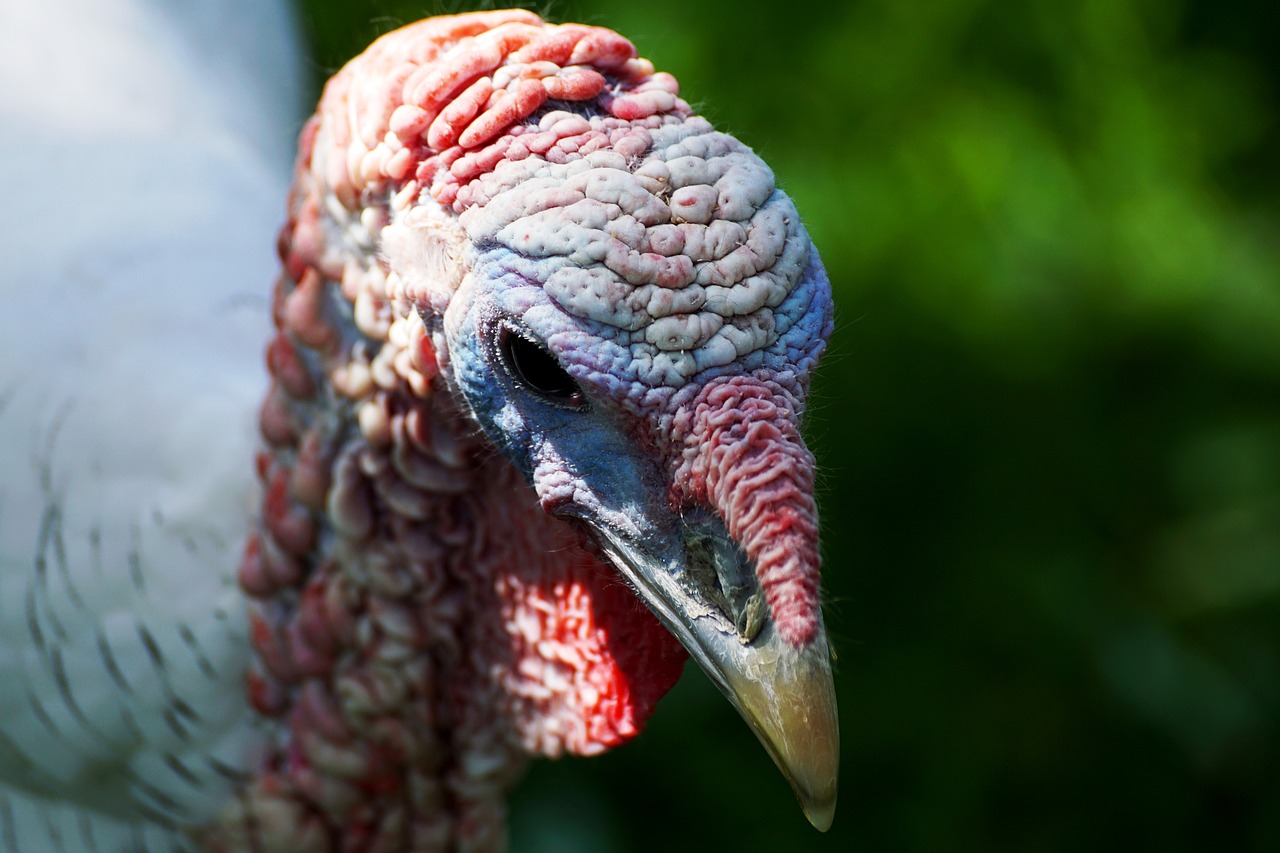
[202,208,684,850]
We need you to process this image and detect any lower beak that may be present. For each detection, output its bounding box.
[591,519,839,830]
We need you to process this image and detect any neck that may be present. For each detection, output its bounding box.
[205,216,683,850]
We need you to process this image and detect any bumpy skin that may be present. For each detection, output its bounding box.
[213,11,832,851]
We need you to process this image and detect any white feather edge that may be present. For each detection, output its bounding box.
[0,0,303,847]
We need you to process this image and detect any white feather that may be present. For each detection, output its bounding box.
[0,0,304,848]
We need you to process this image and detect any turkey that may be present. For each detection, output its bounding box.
[0,3,837,850]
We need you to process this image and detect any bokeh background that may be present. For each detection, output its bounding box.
[298,1,1280,849]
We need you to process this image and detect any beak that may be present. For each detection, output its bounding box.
[586,512,839,831]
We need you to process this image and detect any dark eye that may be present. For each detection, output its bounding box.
[498,325,586,409]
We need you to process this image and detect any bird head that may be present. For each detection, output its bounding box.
[283,9,838,831]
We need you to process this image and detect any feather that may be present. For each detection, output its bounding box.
[0,0,302,848]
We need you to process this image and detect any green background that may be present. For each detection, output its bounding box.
[296,1,1280,849]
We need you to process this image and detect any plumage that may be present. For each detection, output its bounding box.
[0,4,836,851]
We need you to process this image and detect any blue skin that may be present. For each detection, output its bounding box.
[440,257,678,551]
[438,228,832,535]
[449,237,833,403]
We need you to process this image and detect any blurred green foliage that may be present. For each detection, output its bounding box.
[295,1,1280,849]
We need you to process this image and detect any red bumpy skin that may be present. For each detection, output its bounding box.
[211,13,693,852]
[208,8,832,851]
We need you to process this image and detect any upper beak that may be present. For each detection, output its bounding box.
[587,513,839,830]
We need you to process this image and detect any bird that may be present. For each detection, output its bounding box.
[0,4,837,851]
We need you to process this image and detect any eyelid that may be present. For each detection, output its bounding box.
[497,323,588,411]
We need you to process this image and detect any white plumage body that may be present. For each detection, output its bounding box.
[0,1,302,847]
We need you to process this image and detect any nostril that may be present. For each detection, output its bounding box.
[680,511,767,644]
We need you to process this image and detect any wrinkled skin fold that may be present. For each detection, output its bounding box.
[224,9,839,847]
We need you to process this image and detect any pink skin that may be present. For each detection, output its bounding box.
[667,375,821,647]
[211,10,827,851]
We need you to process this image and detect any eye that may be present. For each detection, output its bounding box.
[498,325,587,409]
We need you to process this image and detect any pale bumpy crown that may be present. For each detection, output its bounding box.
[298,8,830,407]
